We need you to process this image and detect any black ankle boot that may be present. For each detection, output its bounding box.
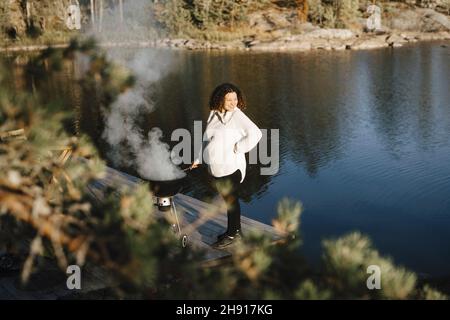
[217,231,229,241]
[212,230,243,249]
[217,229,242,241]
[231,230,242,239]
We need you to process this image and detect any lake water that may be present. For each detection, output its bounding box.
[3,41,450,277]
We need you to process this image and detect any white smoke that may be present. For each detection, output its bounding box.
[83,1,185,181]
[100,49,185,181]
[83,0,156,43]
[136,128,186,181]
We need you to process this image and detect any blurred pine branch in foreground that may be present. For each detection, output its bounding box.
[0,38,447,299]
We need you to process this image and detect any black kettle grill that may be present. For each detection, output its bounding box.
[144,173,189,247]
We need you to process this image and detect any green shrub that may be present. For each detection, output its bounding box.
[308,0,361,28]
[152,0,194,36]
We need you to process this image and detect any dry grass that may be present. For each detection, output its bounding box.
[0,30,79,48]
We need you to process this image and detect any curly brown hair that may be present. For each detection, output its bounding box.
[209,83,246,111]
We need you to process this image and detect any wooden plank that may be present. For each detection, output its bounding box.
[0,282,17,299]
[88,166,284,240]
[1,164,285,299]
[104,167,140,184]
[175,202,227,235]
[0,277,38,300]
[177,201,283,242]
[98,166,274,232]
[84,165,286,260]
[175,194,283,239]
[153,207,218,246]
[0,264,116,300]
[179,205,226,235]
[103,171,135,186]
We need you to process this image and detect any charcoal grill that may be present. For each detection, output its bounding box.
[146,175,189,247]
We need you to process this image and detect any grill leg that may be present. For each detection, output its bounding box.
[170,200,188,247]
[171,201,182,236]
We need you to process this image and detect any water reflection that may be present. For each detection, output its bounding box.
[3,42,450,276]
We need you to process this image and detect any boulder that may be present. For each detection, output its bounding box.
[350,35,389,50]
[385,33,408,46]
[387,9,422,31]
[329,39,350,50]
[267,28,292,39]
[399,32,421,41]
[295,22,320,33]
[311,39,332,50]
[263,10,295,29]
[284,41,312,51]
[306,28,355,40]
[248,41,284,51]
[386,7,450,32]
[419,9,450,32]
[247,9,296,34]
[249,39,311,51]
[247,12,273,33]
[279,34,313,51]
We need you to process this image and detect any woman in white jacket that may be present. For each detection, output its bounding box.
[190,83,262,248]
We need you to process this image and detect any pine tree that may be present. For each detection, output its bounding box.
[0,39,447,299]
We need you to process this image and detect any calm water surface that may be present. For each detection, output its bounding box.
[4,41,450,277]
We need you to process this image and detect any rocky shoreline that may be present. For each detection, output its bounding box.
[1,29,449,54]
[1,6,449,54]
[152,30,450,51]
[2,2,450,54]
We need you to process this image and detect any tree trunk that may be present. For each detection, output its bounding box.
[90,0,95,27]
[26,0,32,27]
[296,0,309,23]
[119,0,124,25]
[99,0,103,32]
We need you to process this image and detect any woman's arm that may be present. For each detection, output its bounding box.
[190,111,214,169]
[234,110,263,154]
[191,137,208,169]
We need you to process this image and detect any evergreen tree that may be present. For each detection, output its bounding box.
[0,39,447,299]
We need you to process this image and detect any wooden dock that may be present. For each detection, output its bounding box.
[0,259,116,300]
[87,165,285,264]
[0,165,284,299]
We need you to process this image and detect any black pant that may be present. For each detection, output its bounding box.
[210,170,241,235]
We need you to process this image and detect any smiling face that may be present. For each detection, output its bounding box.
[221,92,238,112]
